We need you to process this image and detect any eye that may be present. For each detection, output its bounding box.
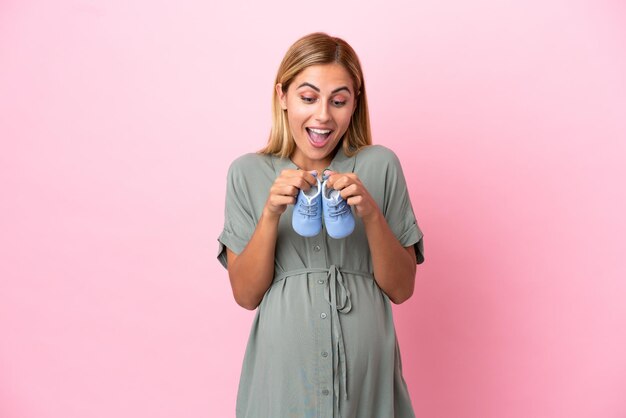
[333,100,347,107]
[300,96,316,103]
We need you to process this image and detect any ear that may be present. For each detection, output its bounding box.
[276,83,287,110]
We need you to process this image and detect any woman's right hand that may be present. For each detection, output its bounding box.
[263,169,318,218]
[230,168,317,310]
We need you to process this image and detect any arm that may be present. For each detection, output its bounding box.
[362,209,417,304]
[325,171,418,304]
[226,169,317,310]
[226,210,280,310]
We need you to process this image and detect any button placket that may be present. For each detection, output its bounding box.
[307,235,332,414]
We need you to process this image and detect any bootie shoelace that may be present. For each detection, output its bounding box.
[326,195,350,217]
[297,199,319,217]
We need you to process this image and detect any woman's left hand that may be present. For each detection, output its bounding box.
[323,170,381,223]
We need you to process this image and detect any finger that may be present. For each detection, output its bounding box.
[280,169,303,178]
[285,176,314,192]
[271,183,298,197]
[270,194,297,206]
[329,175,352,190]
[324,173,340,189]
[340,183,359,199]
[302,170,319,187]
[284,170,318,187]
[284,168,317,178]
[280,184,300,197]
[346,195,363,206]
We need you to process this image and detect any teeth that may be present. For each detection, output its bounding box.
[309,128,331,134]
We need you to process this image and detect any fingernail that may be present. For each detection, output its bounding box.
[310,170,318,176]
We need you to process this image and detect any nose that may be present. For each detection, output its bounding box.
[315,100,332,123]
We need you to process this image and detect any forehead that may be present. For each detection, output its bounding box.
[291,63,353,92]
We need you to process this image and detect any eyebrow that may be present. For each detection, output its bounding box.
[296,82,351,95]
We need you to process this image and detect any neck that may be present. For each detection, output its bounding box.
[291,143,342,173]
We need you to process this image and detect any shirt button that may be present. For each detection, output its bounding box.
[321,351,328,357]
[317,279,325,284]
[313,245,321,252]
[320,312,327,319]
[322,389,330,396]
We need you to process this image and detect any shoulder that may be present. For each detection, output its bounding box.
[354,144,403,170]
[227,152,274,180]
[228,152,272,172]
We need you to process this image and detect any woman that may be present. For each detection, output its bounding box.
[217,32,425,418]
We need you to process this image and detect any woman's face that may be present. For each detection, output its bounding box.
[277,63,357,170]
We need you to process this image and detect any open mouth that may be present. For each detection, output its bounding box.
[306,127,334,148]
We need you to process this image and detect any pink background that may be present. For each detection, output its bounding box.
[1,0,625,417]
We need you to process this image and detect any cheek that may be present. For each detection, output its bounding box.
[334,109,353,128]
[287,105,310,126]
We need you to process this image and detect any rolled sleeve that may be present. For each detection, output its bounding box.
[381,150,425,264]
[217,158,257,269]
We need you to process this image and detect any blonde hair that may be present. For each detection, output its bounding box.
[260,32,372,158]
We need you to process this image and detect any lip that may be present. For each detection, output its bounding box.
[306,127,333,148]
[307,126,335,131]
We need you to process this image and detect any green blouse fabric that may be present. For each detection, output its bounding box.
[217,144,424,418]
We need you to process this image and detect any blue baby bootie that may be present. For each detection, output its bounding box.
[321,178,355,239]
[292,172,323,237]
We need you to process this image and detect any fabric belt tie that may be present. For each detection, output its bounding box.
[273,265,374,418]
